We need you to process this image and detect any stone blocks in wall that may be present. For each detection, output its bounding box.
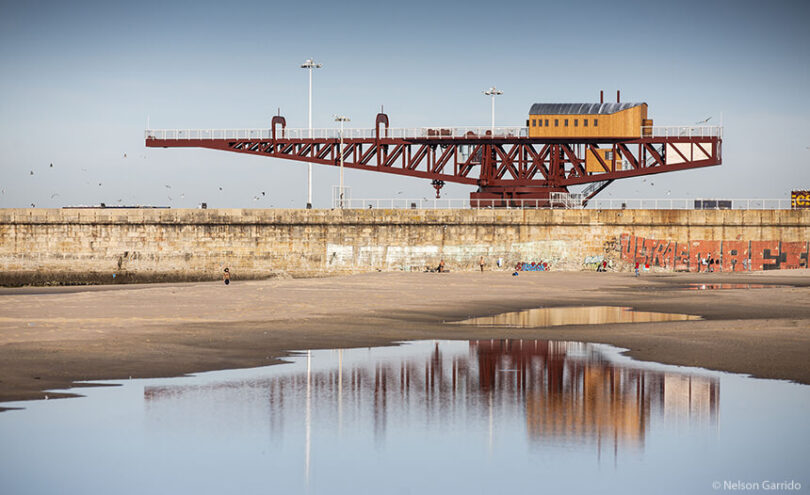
[1,208,809,284]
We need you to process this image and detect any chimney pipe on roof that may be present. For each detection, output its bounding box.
[600,91,604,104]
[617,90,620,103]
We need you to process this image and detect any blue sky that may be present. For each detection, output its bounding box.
[1,0,808,208]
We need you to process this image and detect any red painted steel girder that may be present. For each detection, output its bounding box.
[145,114,722,203]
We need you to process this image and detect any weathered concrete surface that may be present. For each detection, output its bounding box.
[0,208,808,284]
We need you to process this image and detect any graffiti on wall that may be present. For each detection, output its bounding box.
[516,261,550,271]
[620,234,809,272]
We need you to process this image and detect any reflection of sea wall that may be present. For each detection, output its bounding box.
[144,340,718,453]
[1,209,807,283]
[457,306,701,328]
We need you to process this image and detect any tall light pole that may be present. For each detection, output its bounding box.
[483,86,503,133]
[301,58,322,209]
[334,115,350,208]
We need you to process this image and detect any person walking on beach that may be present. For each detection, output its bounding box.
[223,267,230,285]
[634,262,640,277]
[437,259,445,273]
[479,256,485,272]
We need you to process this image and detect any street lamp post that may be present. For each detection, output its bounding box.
[301,58,322,209]
[334,115,350,208]
[483,86,503,133]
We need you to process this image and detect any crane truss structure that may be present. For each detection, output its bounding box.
[145,113,722,207]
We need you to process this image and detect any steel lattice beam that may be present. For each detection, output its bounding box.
[145,113,722,206]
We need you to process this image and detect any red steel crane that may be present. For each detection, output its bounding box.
[145,110,722,207]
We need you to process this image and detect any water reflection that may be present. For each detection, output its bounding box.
[3,340,808,495]
[451,306,702,327]
[144,340,718,456]
[686,283,789,290]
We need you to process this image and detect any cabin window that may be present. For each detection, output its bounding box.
[538,119,542,127]
[531,119,536,127]
[584,119,588,127]
[594,119,598,127]
[605,151,613,160]
[554,119,559,127]
[545,119,549,126]
[574,119,578,127]
[564,119,568,127]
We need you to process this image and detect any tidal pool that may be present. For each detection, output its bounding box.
[451,306,702,327]
[0,340,807,495]
[685,283,792,290]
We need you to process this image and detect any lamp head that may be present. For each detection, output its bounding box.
[301,59,322,69]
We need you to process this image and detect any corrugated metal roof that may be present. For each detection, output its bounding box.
[529,102,645,115]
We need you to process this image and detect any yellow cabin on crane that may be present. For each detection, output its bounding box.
[527,102,653,139]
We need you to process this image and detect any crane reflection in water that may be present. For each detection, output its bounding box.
[144,339,718,459]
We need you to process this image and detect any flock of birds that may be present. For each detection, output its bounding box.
[17,154,274,208]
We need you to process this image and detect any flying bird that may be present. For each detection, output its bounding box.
[123,153,127,158]
[30,203,35,207]
[49,163,53,168]
[218,187,223,191]
[695,116,712,125]
[165,185,171,189]
[98,182,102,186]
[50,193,59,199]
[29,171,34,175]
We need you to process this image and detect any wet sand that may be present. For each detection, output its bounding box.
[1,270,809,408]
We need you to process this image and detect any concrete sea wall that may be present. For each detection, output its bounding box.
[0,208,808,284]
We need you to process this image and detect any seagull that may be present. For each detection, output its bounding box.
[168,195,173,201]
[30,203,36,207]
[180,193,185,199]
[29,171,34,175]
[123,153,127,158]
[218,186,223,191]
[261,191,265,196]
[49,163,53,168]
[117,199,122,203]
[695,116,712,125]
[164,185,171,189]
[98,182,102,186]
[50,193,59,199]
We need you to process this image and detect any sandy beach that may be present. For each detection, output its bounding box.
[1,269,809,409]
